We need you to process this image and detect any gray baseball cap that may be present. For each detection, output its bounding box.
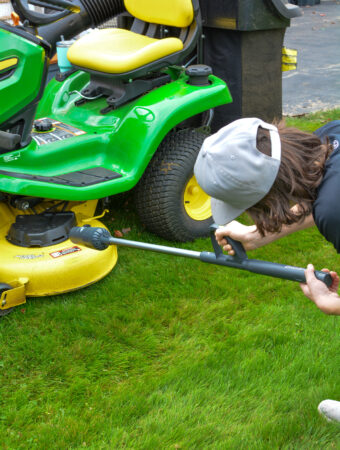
[194,117,281,225]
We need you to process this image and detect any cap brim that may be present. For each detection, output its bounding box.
[211,198,246,226]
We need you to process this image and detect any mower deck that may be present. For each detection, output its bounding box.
[0,201,117,313]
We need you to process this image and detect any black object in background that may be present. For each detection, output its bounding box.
[200,0,301,131]
[288,0,320,5]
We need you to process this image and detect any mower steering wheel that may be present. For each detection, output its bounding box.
[11,0,80,27]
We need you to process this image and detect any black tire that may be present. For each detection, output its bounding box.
[0,283,14,317]
[134,129,213,241]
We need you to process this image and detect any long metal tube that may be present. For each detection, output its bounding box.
[69,226,333,287]
[106,236,331,285]
[108,236,201,260]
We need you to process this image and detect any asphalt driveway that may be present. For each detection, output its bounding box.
[283,0,340,115]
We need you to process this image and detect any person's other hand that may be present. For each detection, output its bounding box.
[300,264,340,315]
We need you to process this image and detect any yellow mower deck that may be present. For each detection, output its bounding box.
[0,201,117,313]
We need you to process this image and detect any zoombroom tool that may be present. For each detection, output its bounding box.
[70,225,332,287]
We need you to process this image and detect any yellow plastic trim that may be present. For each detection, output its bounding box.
[282,47,297,59]
[214,17,237,30]
[282,55,297,63]
[70,200,98,218]
[124,0,194,27]
[0,57,18,72]
[68,29,183,74]
[282,47,297,72]
[282,63,297,72]
[82,209,108,223]
[0,279,27,311]
[184,175,212,221]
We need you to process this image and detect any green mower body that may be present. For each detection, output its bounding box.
[0,12,233,243]
[0,65,230,201]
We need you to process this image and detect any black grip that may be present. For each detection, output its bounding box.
[224,236,247,260]
[308,270,332,288]
[209,224,247,260]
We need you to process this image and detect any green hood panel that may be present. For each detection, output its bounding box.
[0,27,45,125]
[0,70,232,200]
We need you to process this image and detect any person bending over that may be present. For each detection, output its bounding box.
[194,118,340,314]
[194,117,340,421]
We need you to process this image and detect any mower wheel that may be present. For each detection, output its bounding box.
[135,129,212,241]
[0,283,14,317]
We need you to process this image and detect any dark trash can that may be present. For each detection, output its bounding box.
[200,0,302,131]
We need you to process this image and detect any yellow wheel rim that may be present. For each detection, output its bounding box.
[184,175,212,221]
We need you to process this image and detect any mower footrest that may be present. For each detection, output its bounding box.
[0,167,122,187]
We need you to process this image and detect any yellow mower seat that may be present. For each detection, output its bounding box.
[67,28,184,74]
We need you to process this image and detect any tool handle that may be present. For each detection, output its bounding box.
[307,270,333,287]
[69,225,333,287]
[208,224,332,287]
[209,224,247,260]
[244,259,333,287]
[223,236,248,260]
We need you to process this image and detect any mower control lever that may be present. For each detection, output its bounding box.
[70,226,332,288]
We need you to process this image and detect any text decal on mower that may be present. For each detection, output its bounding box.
[50,246,81,258]
[32,118,86,146]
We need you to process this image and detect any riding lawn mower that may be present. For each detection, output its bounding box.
[0,0,330,316]
[0,0,233,314]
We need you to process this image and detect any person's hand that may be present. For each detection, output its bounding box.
[299,264,340,315]
[215,221,263,255]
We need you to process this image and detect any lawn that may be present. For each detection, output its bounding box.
[1,109,340,449]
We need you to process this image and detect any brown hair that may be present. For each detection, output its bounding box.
[247,120,333,236]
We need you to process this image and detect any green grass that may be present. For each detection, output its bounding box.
[285,108,340,132]
[1,109,340,449]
